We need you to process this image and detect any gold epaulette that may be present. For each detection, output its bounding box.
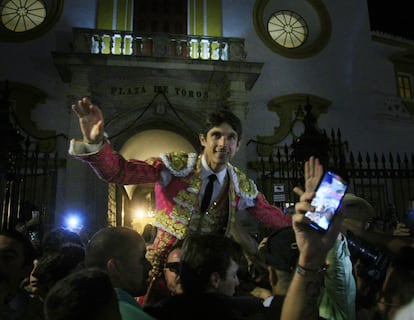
[160,151,198,177]
[229,165,259,200]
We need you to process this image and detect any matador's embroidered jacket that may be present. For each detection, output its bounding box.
[70,140,292,276]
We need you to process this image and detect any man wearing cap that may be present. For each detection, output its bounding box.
[248,227,299,320]
[249,225,356,320]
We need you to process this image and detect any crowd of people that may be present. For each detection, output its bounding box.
[1,97,413,319]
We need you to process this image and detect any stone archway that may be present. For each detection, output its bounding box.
[107,129,196,232]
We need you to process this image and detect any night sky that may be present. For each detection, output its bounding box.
[367,0,414,41]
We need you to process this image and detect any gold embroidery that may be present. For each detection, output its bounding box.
[171,205,191,225]
[145,157,157,165]
[188,205,227,234]
[153,209,187,239]
[153,155,258,242]
[175,188,197,207]
[233,166,257,196]
[186,174,202,191]
[149,232,177,277]
[160,151,198,177]
[169,151,189,171]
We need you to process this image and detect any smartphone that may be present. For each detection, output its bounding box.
[305,171,348,232]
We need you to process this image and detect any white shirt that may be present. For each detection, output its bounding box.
[199,155,227,205]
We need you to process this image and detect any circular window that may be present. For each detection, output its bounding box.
[253,0,331,59]
[1,0,46,32]
[0,0,63,42]
[268,10,308,49]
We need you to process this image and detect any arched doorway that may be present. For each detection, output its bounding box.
[112,129,196,233]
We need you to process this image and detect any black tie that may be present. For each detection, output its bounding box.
[200,174,217,213]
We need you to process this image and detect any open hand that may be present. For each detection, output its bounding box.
[291,156,344,268]
[72,97,105,144]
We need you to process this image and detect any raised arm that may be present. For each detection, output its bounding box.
[71,97,105,144]
[281,156,345,320]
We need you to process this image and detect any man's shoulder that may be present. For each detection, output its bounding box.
[228,164,258,199]
[118,300,156,320]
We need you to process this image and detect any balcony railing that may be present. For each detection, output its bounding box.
[71,28,247,61]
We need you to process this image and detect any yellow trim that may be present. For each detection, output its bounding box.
[97,0,114,30]
[188,0,222,57]
[189,0,194,34]
[207,0,222,36]
[195,0,204,35]
[97,0,133,31]
[126,0,133,31]
[116,0,126,31]
[184,0,224,36]
[189,0,197,34]
[116,0,125,30]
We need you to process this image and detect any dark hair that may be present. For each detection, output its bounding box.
[44,267,120,320]
[179,234,242,294]
[0,228,36,266]
[33,243,85,295]
[167,240,183,256]
[164,240,184,267]
[201,108,243,142]
[41,227,83,254]
[383,246,414,307]
[142,223,157,244]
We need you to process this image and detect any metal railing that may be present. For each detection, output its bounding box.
[0,138,59,236]
[248,130,414,226]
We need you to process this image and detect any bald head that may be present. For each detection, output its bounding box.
[85,226,145,269]
[85,226,151,297]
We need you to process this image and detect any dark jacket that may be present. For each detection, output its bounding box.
[144,292,264,320]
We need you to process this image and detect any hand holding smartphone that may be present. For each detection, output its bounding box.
[305,171,348,232]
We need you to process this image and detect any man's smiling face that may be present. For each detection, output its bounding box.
[199,122,240,172]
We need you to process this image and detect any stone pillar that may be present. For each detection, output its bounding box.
[225,77,260,237]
